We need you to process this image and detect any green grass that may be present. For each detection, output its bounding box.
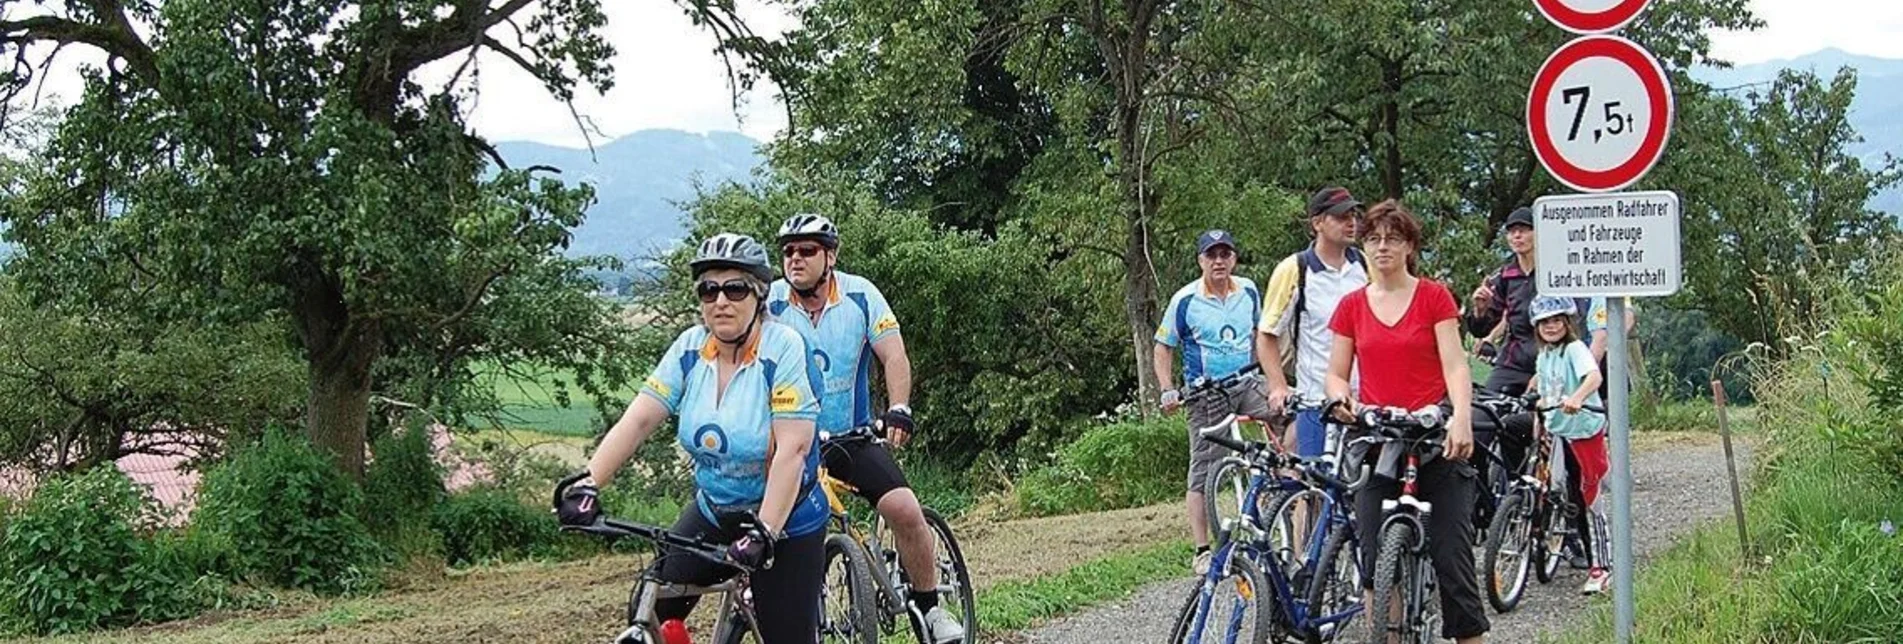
[977,539,1193,632]
[472,361,635,436]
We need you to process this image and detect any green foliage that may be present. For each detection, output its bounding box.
[0,467,195,635]
[193,428,384,595]
[1011,416,1193,517]
[429,488,563,567]
[1636,307,1750,402]
[362,423,449,563]
[0,281,303,472]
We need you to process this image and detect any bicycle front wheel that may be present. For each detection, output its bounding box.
[1203,457,1257,549]
[1165,551,1273,644]
[1367,521,1427,644]
[1481,492,1533,613]
[821,533,879,644]
[1302,522,1362,644]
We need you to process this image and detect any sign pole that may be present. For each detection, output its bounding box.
[1607,296,1634,642]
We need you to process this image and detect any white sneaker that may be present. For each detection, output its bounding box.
[1582,568,1611,595]
[1193,549,1213,575]
[923,605,966,644]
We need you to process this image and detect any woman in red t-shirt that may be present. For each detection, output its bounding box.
[1324,200,1485,643]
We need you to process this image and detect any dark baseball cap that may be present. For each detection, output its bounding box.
[1504,207,1534,230]
[1197,229,1238,255]
[1307,187,1362,218]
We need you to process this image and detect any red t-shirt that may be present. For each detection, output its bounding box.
[1328,279,1459,410]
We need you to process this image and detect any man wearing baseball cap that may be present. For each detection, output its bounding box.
[1154,228,1269,574]
[1259,187,1369,457]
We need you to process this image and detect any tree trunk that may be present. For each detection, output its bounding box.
[292,273,381,480]
[306,334,379,479]
[1123,187,1163,413]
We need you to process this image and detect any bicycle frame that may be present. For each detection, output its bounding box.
[624,572,761,644]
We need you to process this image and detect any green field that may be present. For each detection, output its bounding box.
[471,361,638,437]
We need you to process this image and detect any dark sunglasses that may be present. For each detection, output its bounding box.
[782,244,826,259]
[696,279,755,304]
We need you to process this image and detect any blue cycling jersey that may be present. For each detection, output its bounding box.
[767,271,901,432]
[640,320,829,537]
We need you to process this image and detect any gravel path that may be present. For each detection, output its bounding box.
[1019,433,1754,644]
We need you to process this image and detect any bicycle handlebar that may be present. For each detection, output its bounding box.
[1197,423,1372,491]
[1182,364,1265,404]
[561,517,755,573]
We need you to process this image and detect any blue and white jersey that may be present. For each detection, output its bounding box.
[640,320,830,537]
[767,271,901,432]
[1155,277,1263,383]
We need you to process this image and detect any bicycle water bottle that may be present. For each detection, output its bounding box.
[660,618,691,644]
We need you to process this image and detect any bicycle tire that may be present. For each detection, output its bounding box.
[1302,521,1362,644]
[1366,521,1419,644]
[1535,503,1564,584]
[919,507,978,644]
[1480,493,1533,613]
[1165,552,1274,644]
[821,533,880,644]
[1202,457,1256,550]
[1264,487,1327,574]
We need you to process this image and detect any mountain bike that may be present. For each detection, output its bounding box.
[816,425,977,644]
[1342,404,1450,644]
[561,515,767,644]
[1181,402,1371,644]
[1476,393,1606,613]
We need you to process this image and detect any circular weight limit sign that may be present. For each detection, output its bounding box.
[1534,0,1652,34]
[1527,35,1673,193]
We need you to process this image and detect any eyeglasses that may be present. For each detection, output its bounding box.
[696,279,755,304]
[783,244,825,259]
[1202,247,1236,260]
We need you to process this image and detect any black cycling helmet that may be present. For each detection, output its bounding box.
[776,213,840,249]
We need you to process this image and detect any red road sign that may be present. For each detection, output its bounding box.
[1534,0,1653,34]
[1526,35,1673,193]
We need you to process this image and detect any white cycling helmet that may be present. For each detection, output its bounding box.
[776,213,840,249]
[1529,296,1576,323]
[690,233,774,284]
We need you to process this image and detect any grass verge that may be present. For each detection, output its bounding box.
[977,539,1193,632]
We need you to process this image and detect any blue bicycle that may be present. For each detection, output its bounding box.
[1169,398,1370,644]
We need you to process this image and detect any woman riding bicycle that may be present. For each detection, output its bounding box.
[553,233,830,644]
[1322,200,1486,643]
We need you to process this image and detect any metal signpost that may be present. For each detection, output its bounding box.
[1528,3,1679,642]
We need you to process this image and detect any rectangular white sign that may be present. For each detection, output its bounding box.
[1532,190,1681,297]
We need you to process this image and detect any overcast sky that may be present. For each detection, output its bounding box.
[7,0,1901,149]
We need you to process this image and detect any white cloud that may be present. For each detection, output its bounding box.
[1708,0,1903,65]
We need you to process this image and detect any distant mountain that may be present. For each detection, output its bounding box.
[493,129,765,259]
[1694,48,1903,216]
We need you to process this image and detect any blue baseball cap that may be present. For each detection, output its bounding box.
[1197,229,1238,255]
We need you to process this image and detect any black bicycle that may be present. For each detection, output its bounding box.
[562,515,768,644]
[1338,404,1450,644]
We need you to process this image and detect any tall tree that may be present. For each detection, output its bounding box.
[0,0,753,477]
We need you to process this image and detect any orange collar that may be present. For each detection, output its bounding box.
[698,326,763,364]
[1199,277,1239,299]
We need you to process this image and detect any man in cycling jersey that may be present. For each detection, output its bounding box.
[1155,229,1271,575]
[768,213,965,644]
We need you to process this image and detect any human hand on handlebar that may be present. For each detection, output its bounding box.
[879,406,914,448]
[727,525,778,569]
[553,470,601,527]
[1326,397,1359,424]
[1160,388,1183,412]
[1561,395,1586,415]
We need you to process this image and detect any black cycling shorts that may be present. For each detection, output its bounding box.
[821,436,911,506]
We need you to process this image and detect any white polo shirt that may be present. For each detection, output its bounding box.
[1259,246,1368,400]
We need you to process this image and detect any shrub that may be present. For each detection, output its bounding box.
[363,424,448,563]
[430,488,562,566]
[194,427,384,595]
[1012,416,1193,517]
[0,467,194,635]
